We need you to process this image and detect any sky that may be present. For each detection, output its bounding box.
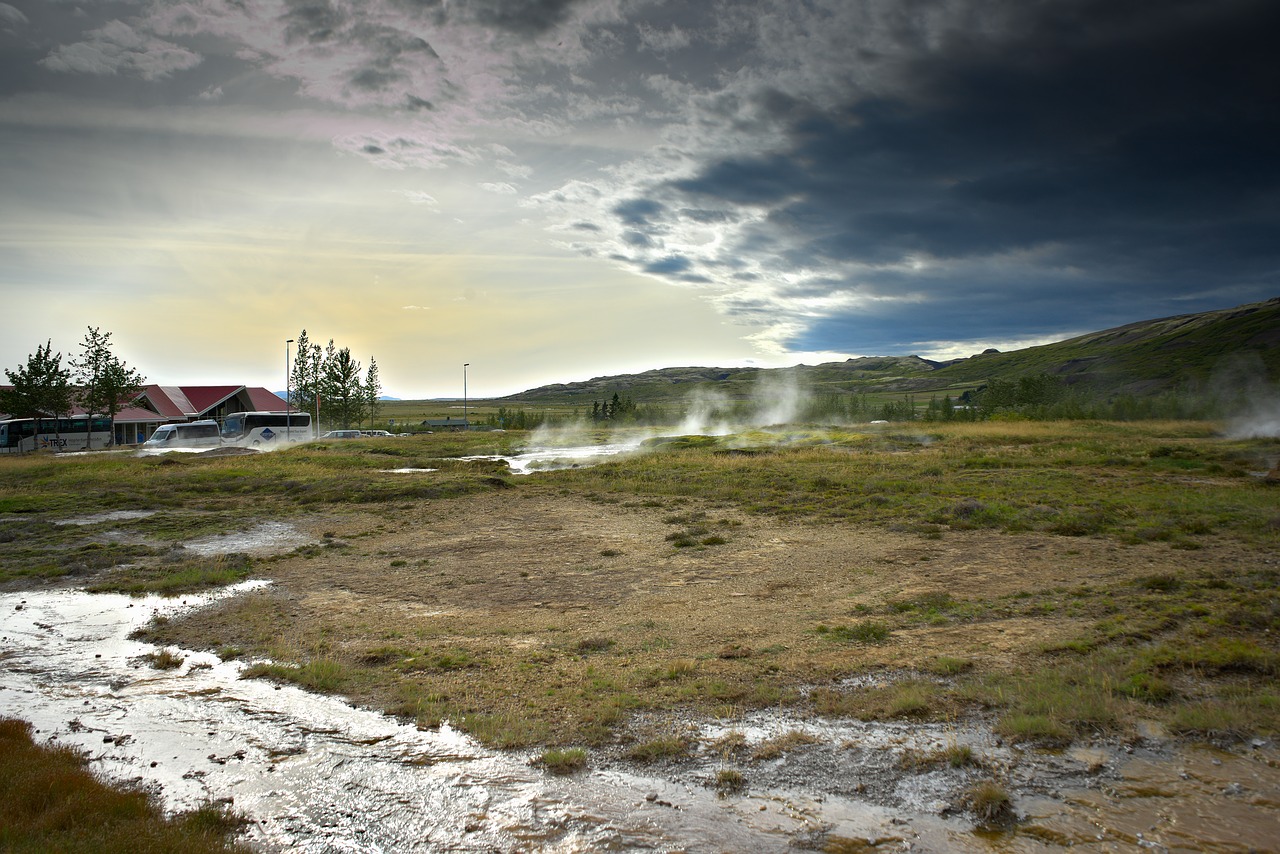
[1,0,1276,399]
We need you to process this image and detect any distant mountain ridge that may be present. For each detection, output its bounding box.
[502,298,1280,404]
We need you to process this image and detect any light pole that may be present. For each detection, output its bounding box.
[313,348,321,438]
[463,363,469,429]
[285,339,294,440]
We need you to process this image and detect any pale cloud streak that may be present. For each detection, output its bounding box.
[40,19,202,80]
[0,3,28,28]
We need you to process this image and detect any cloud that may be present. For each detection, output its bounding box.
[10,0,1279,371]
[336,132,484,170]
[400,190,439,206]
[40,19,202,80]
[528,0,1280,356]
[637,23,691,54]
[0,3,28,28]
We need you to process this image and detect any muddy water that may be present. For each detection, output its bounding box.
[3,584,1278,852]
[1008,746,1280,851]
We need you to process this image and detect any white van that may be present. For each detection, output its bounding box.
[143,420,223,450]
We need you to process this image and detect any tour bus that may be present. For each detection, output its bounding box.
[142,419,223,450]
[220,411,312,446]
[0,416,113,453]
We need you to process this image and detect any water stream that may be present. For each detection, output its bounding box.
[1,585,969,852]
[461,440,644,475]
[6,583,1277,852]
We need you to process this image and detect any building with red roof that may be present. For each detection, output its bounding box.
[2,384,289,445]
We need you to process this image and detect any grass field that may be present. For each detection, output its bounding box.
[2,422,1278,756]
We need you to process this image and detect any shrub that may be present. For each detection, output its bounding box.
[143,649,185,670]
[575,637,614,654]
[966,780,1014,825]
[715,768,746,795]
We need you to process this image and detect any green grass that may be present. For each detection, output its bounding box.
[536,747,588,775]
[0,718,251,853]
[241,658,352,693]
[555,422,1280,545]
[812,680,949,721]
[86,554,254,596]
[625,736,690,763]
[817,621,892,644]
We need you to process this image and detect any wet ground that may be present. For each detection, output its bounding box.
[4,441,1279,852]
[462,439,643,474]
[1,585,961,851]
[3,581,1277,852]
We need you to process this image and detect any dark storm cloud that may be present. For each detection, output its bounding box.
[389,0,587,35]
[462,0,588,35]
[282,0,348,44]
[345,27,437,91]
[679,209,736,224]
[630,0,1280,354]
[644,255,692,275]
[612,197,666,226]
[622,230,653,247]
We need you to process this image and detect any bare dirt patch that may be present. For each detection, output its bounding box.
[148,484,1271,749]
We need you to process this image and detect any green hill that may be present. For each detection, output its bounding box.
[930,297,1280,395]
[502,297,1279,406]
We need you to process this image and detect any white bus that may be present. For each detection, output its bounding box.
[0,416,113,453]
[142,419,223,451]
[221,411,312,447]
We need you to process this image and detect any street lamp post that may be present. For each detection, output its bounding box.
[313,349,321,438]
[285,339,294,440]
[463,363,470,429]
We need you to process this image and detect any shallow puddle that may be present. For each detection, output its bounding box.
[1009,746,1280,851]
[464,441,644,475]
[184,522,314,556]
[53,510,159,526]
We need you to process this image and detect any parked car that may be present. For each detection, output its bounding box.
[320,430,363,439]
[361,430,394,437]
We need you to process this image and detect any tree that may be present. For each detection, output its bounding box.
[289,330,319,427]
[71,327,146,448]
[322,346,364,429]
[364,358,381,428]
[2,341,74,447]
[289,330,329,436]
[591,392,637,422]
[289,330,381,432]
